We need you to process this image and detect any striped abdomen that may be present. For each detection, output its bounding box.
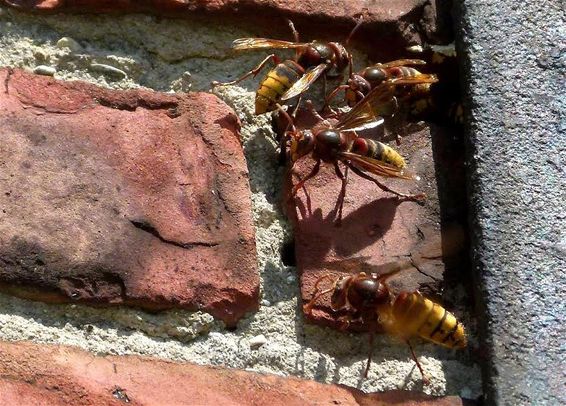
[386,66,422,79]
[255,60,304,114]
[350,138,406,169]
[388,67,432,99]
[392,292,467,349]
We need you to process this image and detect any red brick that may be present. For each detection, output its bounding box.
[0,68,258,326]
[280,108,466,332]
[0,340,469,405]
[3,0,425,22]
[1,0,433,60]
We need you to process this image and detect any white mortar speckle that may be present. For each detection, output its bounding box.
[33,64,56,76]
[249,334,268,349]
[56,36,82,52]
[0,6,481,397]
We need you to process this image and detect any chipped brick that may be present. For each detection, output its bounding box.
[0,68,258,326]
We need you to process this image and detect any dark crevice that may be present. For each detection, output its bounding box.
[95,96,179,113]
[281,239,296,267]
[129,220,219,249]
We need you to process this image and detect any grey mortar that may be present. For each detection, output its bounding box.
[455,1,565,404]
[0,7,481,397]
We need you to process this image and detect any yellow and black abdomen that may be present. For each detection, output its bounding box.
[350,138,406,169]
[255,60,304,114]
[387,66,433,104]
[392,292,467,349]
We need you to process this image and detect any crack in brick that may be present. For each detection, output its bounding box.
[3,67,13,94]
[410,254,441,282]
[95,96,179,114]
[129,220,219,249]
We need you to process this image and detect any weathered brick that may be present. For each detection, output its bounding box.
[1,0,438,60]
[0,340,470,405]
[0,68,258,326]
[2,0,426,22]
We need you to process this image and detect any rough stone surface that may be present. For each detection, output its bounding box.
[456,1,565,404]
[0,68,258,326]
[0,340,470,406]
[279,108,469,332]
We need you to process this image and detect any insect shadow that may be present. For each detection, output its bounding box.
[291,196,402,267]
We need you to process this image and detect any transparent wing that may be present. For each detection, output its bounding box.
[374,59,427,68]
[335,75,439,132]
[323,257,414,277]
[280,64,328,100]
[339,151,419,180]
[322,256,372,274]
[399,72,437,82]
[333,82,395,132]
[232,38,308,50]
[364,76,438,111]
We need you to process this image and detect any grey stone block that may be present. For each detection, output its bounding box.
[455,1,565,404]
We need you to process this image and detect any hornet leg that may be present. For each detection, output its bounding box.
[346,15,364,46]
[346,163,426,201]
[303,274,335,315]
[286,19,301,61]
[212,54,279,87]
[333,162,349,226]
[290,159,321,198]
[323,84,350,114]
[364,331,375,378]
[275,103,297,133]
[275,103,298,164]
[304,100,326,123]
[287,19,300,42]
[406,339,430,385]
[286,166,313,216]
